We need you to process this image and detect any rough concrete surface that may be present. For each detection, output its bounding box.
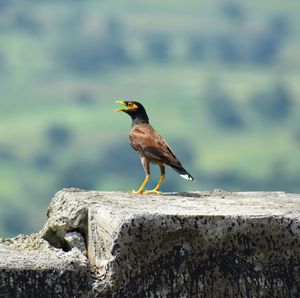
[0,234,92,297]
[1,188,300,297]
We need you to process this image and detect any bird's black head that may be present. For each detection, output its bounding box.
[114,100,149,124]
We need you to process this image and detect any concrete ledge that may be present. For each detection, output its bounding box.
[0,234,92,297]
[1,189,300,297]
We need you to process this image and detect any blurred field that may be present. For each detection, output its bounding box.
[0,0,300,236]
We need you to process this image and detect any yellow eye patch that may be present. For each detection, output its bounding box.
[127,102,139,109]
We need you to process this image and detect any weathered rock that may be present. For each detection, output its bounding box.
[64,231,87,254]
[0,233,92,297]
[1,189,300,297]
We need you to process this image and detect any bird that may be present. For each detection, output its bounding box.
[114,100,195,194]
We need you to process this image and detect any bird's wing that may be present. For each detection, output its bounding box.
[129,124,182,167]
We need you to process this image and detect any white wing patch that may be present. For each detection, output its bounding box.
[180,174,195,181]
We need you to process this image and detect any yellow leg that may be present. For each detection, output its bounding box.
[144,175,165,195]
[131,175,150,194]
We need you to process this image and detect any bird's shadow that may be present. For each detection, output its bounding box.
[160,192,210,198]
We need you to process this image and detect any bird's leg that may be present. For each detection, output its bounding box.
[131,157,150,194]
[144,165,165,195]
[131,175,150,194]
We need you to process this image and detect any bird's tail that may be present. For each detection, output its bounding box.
[171,165,195,182]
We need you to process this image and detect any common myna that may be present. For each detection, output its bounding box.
[114,100,194,194]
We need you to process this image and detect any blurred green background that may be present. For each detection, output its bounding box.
[0,0,300,237]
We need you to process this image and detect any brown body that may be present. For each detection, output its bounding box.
[130,123,183,169]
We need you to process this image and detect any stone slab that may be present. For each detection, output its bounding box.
[0,234,92,298]
[51,189,300,297]
[1,189,300,297]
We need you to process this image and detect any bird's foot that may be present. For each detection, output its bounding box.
[130,190,145,195]
[129,189,161,195]
[143,189,161,195]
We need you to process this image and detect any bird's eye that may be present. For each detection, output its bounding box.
[127,102,138,109]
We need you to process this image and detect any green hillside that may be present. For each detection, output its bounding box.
[0,0,300,237]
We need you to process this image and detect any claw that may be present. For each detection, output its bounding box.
[143,190,161,195]
[129,189,161,195]
[130,190,144,195]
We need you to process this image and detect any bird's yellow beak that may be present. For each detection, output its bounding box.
[114,100,127,112]
[114,100,139,112]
